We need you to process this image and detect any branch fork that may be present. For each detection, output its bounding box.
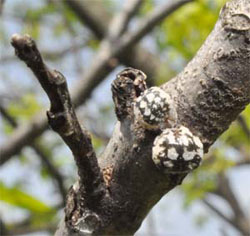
[9,0,250,234]
[11,34,106,234]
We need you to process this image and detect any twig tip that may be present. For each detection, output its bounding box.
[11,33,21,43]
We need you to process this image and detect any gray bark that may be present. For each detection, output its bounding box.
[10,0,250,235]
[58,1,249,235]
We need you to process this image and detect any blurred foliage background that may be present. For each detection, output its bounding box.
[0,0,249,235]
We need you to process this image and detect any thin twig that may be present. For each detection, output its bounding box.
[214,174,245,220]
[119,0,192,49]
[10,34,105,200]
[64,0,107,39]
[211,174,250,235]
[0,113,48,165]
[0,41,87,64]
[108,0,143,40]
[202,198,236,229]
[65,0,175,82]
[72,0,192,107]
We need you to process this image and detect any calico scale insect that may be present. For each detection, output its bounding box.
[133,86,203,173]
[152,126,203,173]
[134,87,177,130]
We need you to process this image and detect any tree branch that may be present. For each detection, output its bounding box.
[161,0,250,150]
[5,0,250,234]
[0,114,48,165]
[65,0,177,82]
[0,0,187,163]
[65,0,108,39]
[120,0,192,48]
[212,174,250,235]
[108,0,143,40]
[202,198,238,230]
[71,0,191,108]
[0,41,87,64]
[10,34,106,205]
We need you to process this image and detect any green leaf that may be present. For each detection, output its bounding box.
[181,175,216,207]
[155,0,227,60]
[0,182,53,214]
[7,93,42,121]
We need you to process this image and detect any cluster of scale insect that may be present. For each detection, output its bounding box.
[133,86,203,173]
[152,126,203,173]
[134,87,175,129]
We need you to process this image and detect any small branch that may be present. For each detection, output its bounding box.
[0,113,48,165]
[0,104,67,204]
[71,0,191,108]
[108,0,143,40]
[161,0,250,150]
[10,34,105,201]
[214,175,245,220]
[0,105,17,127]
[65,0,107,39]
[119,0,192,48]
[203,197,250,235]
[211,174,250,235]
[202,198,236,228]
[0,41,87,64]
[32,143,67,204]
[65,0,176,82]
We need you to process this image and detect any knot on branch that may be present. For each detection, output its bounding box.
[220,0,250,32]
[65,185,103,235]
[11,34,42,67]
[112,67,147,121]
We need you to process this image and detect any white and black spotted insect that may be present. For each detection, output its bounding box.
[134,87,177,129]
[152,126,203,173]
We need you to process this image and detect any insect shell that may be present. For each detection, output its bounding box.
[134,87,177,130]
[152,126,203,173]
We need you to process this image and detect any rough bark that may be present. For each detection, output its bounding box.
[10,0,250,235]
[161,0,250,151]
[60,1,249,234]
